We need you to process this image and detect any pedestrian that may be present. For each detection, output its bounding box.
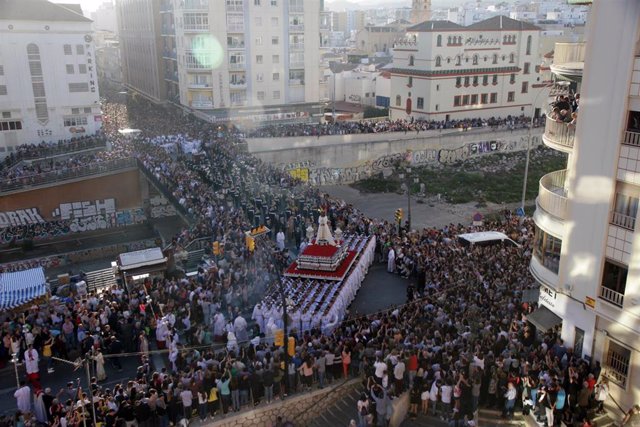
[14,381,31,414]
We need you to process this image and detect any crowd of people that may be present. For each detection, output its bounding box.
[0,95,634,427]
[548,93,579,128]
[245,115,541,139]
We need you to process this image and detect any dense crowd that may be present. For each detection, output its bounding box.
[548,93,580,128]
[0,95,634,427]
[245,115,542,139]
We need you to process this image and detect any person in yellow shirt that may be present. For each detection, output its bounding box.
[207,386,219,420]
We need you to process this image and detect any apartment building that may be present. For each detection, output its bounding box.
[389,16,542,121]
[529,0,640,410]
[0,0,102,153]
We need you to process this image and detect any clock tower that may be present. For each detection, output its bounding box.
[410,0,431,24]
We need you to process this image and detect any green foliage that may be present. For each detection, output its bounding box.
[363,106,389,119]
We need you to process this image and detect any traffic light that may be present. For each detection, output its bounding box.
[274,329,284,347]
[246,236,255,252]
[287,336,296,357]
[213,241,220,256]
[394,208,403,224]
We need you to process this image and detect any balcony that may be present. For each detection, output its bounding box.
[164,72,178,83]
[538,169,568,220]
[550,42,586,80]
[290,61,305,69]
[228,62,245,70]
[623,130,640,147]
[226,2,243,12]
[227,23,244,33]
[611,211,636,231]
[599,286,624,308]
[543,115,576,152]
[227,41,245,50]
[162,50,177,60]
[289,24,305,32]
[290,5,304,13]
[229,81,247,89]
[230,100,247,107]
[184,25,209,33]
[190,100,213,109]
[188,83,212,89]
[290,42,305,51]
[289,79,304,86]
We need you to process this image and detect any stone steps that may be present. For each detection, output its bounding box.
[310,387,362,427]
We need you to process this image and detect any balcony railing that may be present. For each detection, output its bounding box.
[610,211,636,231]
[190,100,213,109]
[230,99,247,107]
[164,73,178,82]
[162,51,177,60]
[538,169,568,219]
[0,158,137,193]
[623,130,640,147]
[228,62,245,70]
[1,139,107,168]
[550,41,586,77]
[289,79,304,86]
[290,5,304,13]
[227,42,245,49]
[227,23,244,33]
[184,25,209,32]
[229,81,247,89]
[188,83,212,89]
[290,43,305,50]
[290,61,305,69]
[600,286,624,308]
[289,24,305,32]
[543,114,576,150]
[226,3,243,12]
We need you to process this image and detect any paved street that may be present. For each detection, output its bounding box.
[350,263,410,316]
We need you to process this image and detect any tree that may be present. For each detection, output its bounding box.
[363,106,388,119]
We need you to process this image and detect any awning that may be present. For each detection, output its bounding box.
[527,305,562,332]
[118,247,166,270]
[0,267,48,311]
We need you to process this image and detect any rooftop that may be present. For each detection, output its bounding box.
[0,0,92,22]
[408,16,540,32]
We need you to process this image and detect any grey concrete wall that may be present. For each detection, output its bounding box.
[249,128,543,185]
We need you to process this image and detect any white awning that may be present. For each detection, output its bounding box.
[118,247,167,271]
[457,231,520,247]
[0,267,47,311]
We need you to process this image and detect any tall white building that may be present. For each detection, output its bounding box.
[389,16,542,121]
[0,0,102,153]
[529,0,640,410]
[171,0,321,123]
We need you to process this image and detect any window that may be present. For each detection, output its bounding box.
[509,53,515,63]
[521,82,528,93]
[66,64,74,74]
[526,35,532,55]
[289,69,304,84]
[417,97,424,109]
[472,55,478,65]
[0,65,3,76]
[436,35,442,47]
[409,55,414,66]
[510,74,516,84]
[69,83,89,92]
[256,72,263,82]
[455,77,461,87]
[257,91,265,100]
[483,75,488,86]
[490,92,497,103]
[273,72,280,81]
[472,76,478,86]
[435,56,441,67]
[272,54,280,64]
[255,36,263,45]
[462,95,469,105]
[395,95,401,106]
[492,75,498,85]
[76,44,84,55]
[28,44,48,125]
[407,76,413,87]
[453,96,461,107]
[481,93,488,104]
[435,104,439,111]
[0,120,22,131]
[271,17,278,27]
[64,44,72,55]
[271,0,277,5]
[471,94,478,104]
[492,54,498,64]
[524,62,530,74]
[507,91,515,102]
[254,0,260,4]
[256,55,263,64]
[0,86,6,96]
[613,193,639,229]
[602,261,628,303]
[455,55,461,66]
[464,76,469,87]
[78,64,87,74]
[63,115,88,126]
[533,226,562,273]
[605,341,631,387]
[72,108,80,114]
[273,90,280,99]
[83,107,92,113]
[184,13,209,30]
[1,112,10,118]
[272,36,279,45]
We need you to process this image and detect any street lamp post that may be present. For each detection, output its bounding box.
[11,353,20,388]
[520,82,553,215]
[399,166,419,231]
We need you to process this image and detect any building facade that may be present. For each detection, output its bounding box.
[117,0,167,103]
[0,0,102,154]
[389,16,542,121]
[530,0,640,411]
[410,0,431,25]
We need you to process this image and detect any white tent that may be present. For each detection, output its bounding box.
[0,267,48,311]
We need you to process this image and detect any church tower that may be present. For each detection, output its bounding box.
[410,0,431,24]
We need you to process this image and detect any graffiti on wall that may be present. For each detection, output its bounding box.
[150,196,177,219]
[52,198,116,220]
[0,209,46,228]
[280,135,540,185]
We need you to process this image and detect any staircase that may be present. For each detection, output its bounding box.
[85,268,117,293]
[309,386,363,427]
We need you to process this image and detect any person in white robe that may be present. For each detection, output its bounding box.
[226,331,238,352]
[93,349,107,381]
[291,309,302,336]
[168,339,179,372]
[233,315,248,343]
[213,312,226,339]
[252,304,265,334]
[301,310,312,332]
[14,383,31,414]
[387,247,396,273]
[33,389,47,423]
[276,231,286,251]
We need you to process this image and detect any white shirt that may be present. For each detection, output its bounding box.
[393,361,405,381]
[440,384,452,403]
[24,349,39,374]
[374,361,387,378]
